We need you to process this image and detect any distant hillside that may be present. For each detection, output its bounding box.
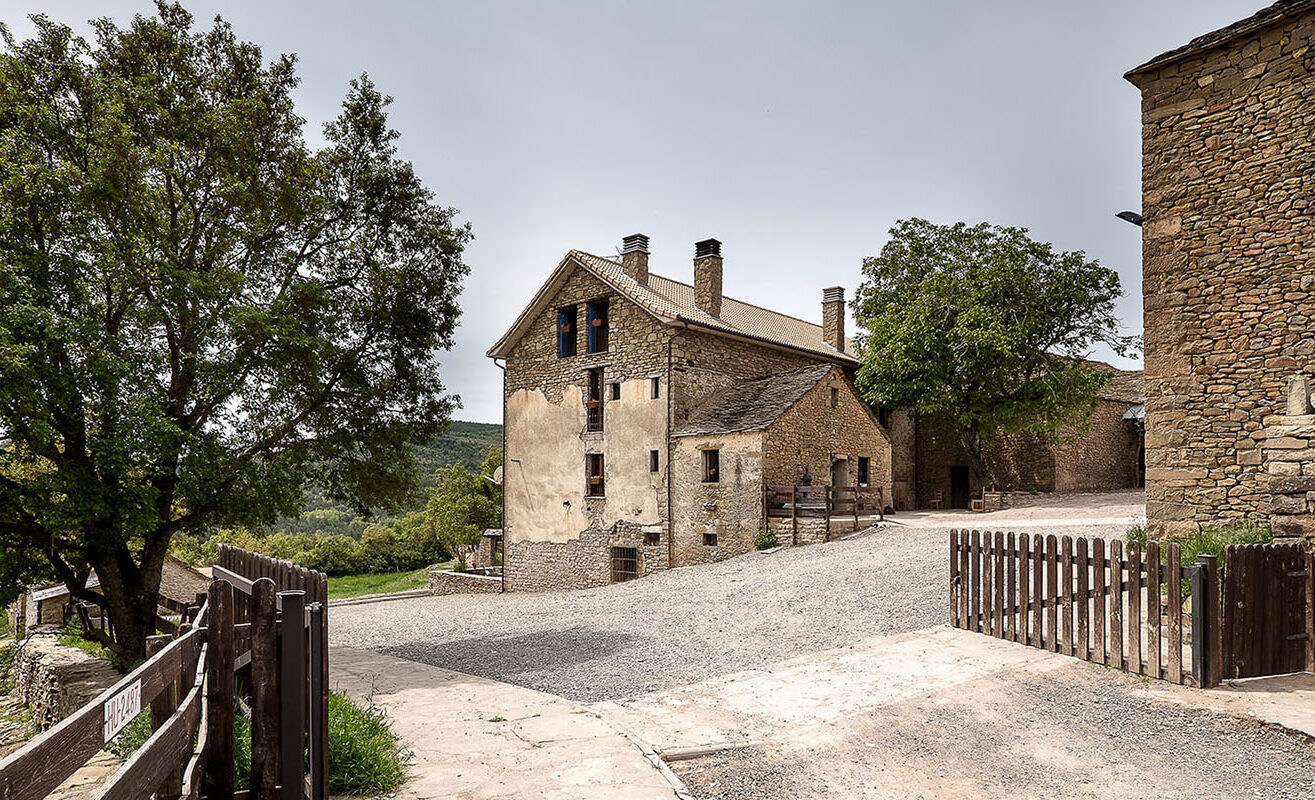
[269,420,502,537]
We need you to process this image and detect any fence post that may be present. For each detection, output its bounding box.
[308,602,327,800]
[279,591,307,800]
[1191,554,1220,688]
[250,579,280,800]
[790,486,798,545]
[204,579,235,800]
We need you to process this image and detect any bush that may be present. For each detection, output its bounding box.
[306,535,367,575]
[328,691,410,795]
[754,530,779,550]
[1128,523,1273,598]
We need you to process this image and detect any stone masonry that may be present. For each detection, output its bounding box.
[1260,374,1315,543]
[1126,1,1315,536]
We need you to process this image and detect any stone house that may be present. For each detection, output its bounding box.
[1126,0,1315,540]
[488,234,893,591]
[10,556,210,634]
[886,367,1146,509]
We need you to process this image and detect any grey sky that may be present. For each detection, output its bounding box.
[7,1,1259,423]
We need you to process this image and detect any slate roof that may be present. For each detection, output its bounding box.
[674,365,837,437]
[1125,0,1315,79]
[488,250,857,362]
[1096,367,1145,404]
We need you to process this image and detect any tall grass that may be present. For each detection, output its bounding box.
[1126,522,1273,598]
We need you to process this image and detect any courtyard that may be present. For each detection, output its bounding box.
[331,491,1315,799]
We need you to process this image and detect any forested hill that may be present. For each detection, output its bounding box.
[270,420,502,538]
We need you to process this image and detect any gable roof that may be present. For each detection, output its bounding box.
[1125,0,1315,81]
[674,364,837,437]
[487,250,857,363]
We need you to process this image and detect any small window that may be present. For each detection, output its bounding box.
[703,532,719,547]
[610,382,621,401]
[830,387,839,408]
[610,546,638,582]
[651,377,661,399]
[586,368,604,432]
[586,453,605,497]
[702,449,720,483]
[858,456,870,487]
[644,531,661,547]
[587,299,609,353]
[878,408,891,428]
[650,449,660,472]
[557,306,578,358]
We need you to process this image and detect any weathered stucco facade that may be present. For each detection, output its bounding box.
[1127,0,1315,538]
[491,237,888,590]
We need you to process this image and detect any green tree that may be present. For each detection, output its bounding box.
[425,447,502,571]
[0,4,470,662]
[852,219,1135,483]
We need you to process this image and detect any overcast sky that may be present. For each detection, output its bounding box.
[7,1,1261,423]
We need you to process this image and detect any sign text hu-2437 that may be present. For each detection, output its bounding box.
[103,680,142,741]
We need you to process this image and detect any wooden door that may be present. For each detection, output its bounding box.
[1220,543,1311,679]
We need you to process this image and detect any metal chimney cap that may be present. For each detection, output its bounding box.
[621,233,649,254]
[822,286,845,303]
[694,238,722,258]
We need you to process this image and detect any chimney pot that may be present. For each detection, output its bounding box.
[621,233,649,285]
[822,286,845,353]
[693,239,723,318]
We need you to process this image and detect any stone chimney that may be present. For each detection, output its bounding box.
[822,286,845,353]
[694,238,723,318]
[621,233,649,285]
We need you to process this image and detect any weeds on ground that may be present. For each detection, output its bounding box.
[1126,523,1273,598]
[57,619,115,662]
[753,531,778,550]
[328,690,411,795]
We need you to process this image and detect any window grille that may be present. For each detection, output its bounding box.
[611,546,638,582]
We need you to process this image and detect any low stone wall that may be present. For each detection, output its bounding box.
[428,570,503,596]
[8,632,120,731]
[768,516,833,545]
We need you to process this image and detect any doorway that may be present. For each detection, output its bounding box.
[949,466,971,509]
[831,456,849,487]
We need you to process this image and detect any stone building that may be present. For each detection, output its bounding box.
[488,235,892,591]
[889,367,1146,509]
[1126,0,1315,539]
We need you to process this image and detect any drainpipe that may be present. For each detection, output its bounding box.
[493,357,507,593]
[665,336,674,571]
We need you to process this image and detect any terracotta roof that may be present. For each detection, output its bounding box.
[487,250,857,363]
[1125,0,1315,80]
[674,365,837,436]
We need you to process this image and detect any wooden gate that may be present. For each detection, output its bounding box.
[1220,542,1314,680]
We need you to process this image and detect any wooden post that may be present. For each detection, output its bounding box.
[1061,536,1074,656]
[1032,534,1044,649]
[1046,534,1059,653]
[204,580,235,800]
[1018,533,1030,646]
[279,591,307,800]
[1201,554,1221,688]
[1147,540,1162,681]
[970,530,981,633]
[147,636,184,800]
[959,527,970,629]
[949,531,960,627]
[1076,536,1089,662]
[993,531,1004,638]
[1168,542,1183,684]
[790,486,798,545]
[1006,532,1017,643]
[1110,539,1124,671]
[1128,541,1142,675]
[308,602,327,800]
[1093,538,1106,665]
[1191,560,1207,687]
[250,579,280,800]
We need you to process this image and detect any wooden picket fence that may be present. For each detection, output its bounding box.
[764,484,885,539]
[949,530,1220,687]
[0,548,328,800]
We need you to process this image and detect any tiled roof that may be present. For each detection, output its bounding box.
[674,365,836,436]
[1126,0,1315,79]
[1091,364,1144,404]
[489,250,857,362]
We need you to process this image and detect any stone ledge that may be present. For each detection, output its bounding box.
[428,570,503,596]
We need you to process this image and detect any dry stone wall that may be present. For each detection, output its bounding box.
[1260,374,1315,544]
[1129,9,1315,535]
[8,633,119,731]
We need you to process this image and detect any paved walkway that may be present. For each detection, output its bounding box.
[330,647,680,800]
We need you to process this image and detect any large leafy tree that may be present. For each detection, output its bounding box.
[0,4,471,662]
[425,448,502,572]
[852,219,1134,483]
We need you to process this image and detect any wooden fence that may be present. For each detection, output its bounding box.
[0,548,328,800]
[764,485,885,535]
[949,530,1220,687]
[1221,542,1314,680]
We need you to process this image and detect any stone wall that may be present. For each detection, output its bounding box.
[8,633,120,731]
[503,521,669,592]
[670,431,765,566]
[670,328,822,427]
[1053,400,1143,493]
[1259,374,1315,544]
[886,409,916,510]
[1128,8,1315,536]
[427,570,503,596]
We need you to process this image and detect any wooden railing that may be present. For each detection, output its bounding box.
[764,485,885,543]
[0,548,328,800]
[949,530,1220,687]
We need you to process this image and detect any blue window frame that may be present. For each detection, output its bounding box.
[558,307,577,358]
[587,299,609,353]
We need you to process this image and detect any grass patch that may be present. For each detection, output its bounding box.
[1127,523,1273,597]
[57,619,115,662]
[753,530,779,550]
[328,690,410,794]
[327,565,448,600]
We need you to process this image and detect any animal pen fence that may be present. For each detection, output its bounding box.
[0,547,328,800]
[764,484,885,540]
[950,531,1315,688]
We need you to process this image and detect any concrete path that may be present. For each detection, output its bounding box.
[330,647,680,800]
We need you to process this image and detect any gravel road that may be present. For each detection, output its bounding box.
[332,520,1124,702]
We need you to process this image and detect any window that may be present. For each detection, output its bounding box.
[586,368,604,432]
[644,531,661,547]
[878,408,891,428]
[610,546,638,582]
[830,387,840,408]
[702,449,720,483]
[650,449,660,472]
[557,307,577,358]
[610,382,621,401]
[586,453,605,497]
[587,299,609,353]
[858,456,870,487]
[651,377,661,399]
[703,531,719,547]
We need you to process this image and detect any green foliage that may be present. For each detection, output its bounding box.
[109,705,251,788]
[852,219,1135,481]
[0,2,470,661]
[326,566,441,599]
[1126,525,1148,547]
[754,530,779,550]
[1127,523,1272,598]
[58,619,115,662]
[107,711,153,760]
[425,448,503,571]
[328,691,410,795]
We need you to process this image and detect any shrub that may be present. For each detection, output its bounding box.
[754,530,779,550]
[1125,525,1147,547]
[306,535,367,575]
[1129,523,1273,598]
[328,691,410,795]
